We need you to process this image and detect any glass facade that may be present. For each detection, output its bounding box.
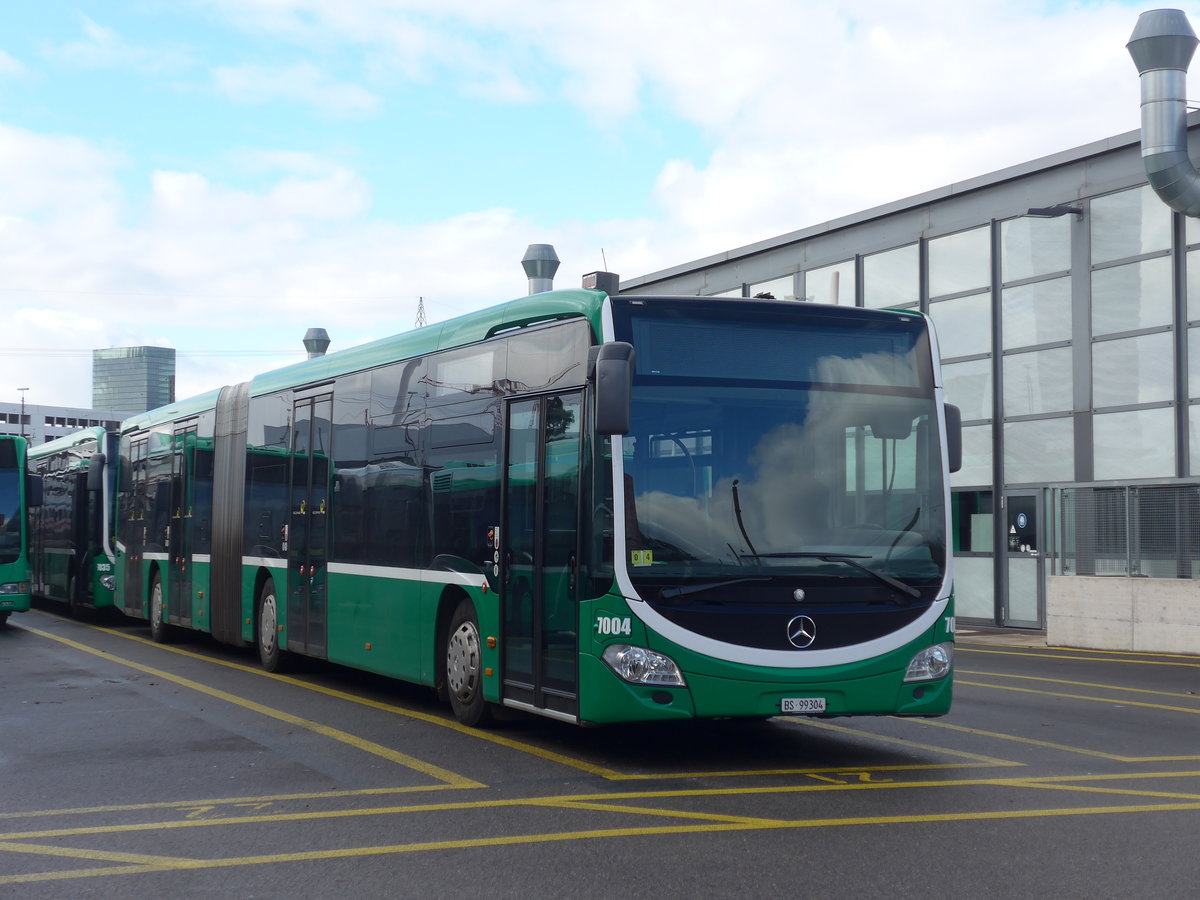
[630,138,1200,630]
[92,346,176,414]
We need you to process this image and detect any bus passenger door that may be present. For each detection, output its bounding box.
[168,425,196,627]
[122,439,147,618]
[288,395,332,658]
[501,392,583,720]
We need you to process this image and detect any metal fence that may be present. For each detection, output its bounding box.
[1053,482,1200,579]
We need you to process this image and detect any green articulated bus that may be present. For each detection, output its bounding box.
[28,427,119,616]
[110,286,962,726]
[0,434,43,626]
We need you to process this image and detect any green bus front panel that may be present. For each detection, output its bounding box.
[577,592,954,725]
[90,557,118,610]
[0,570,31,615]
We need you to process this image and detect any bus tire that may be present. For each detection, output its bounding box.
[445,597,490,727]
[148,573,170,643]
[0,611,8,627]
[257,578,287,672]
[67,576,81,618]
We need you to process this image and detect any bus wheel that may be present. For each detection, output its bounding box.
[0,612,8,627]
[67,577,81,619]
[148,573,170,643]
[257,579,287,672]
[445,598,490,727]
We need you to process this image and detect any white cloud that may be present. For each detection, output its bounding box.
[47,13,192,73]
[0,50,25,76]
[0,0,1172,408]
[212,62,381,115]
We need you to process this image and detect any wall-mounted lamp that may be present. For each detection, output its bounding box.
[1026,205,1084,219]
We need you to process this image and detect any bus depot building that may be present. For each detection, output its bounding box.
[624,116,1200,654]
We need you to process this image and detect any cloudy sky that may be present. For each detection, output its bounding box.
[0,0,1173,408]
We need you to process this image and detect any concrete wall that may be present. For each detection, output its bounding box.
[1047,576,1200,653]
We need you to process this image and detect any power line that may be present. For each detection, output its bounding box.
[0,286,425,302]
[0,348,304,358]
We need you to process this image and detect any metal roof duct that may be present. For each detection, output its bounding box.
[521,244,560,294]
[303,327,330,359]
[1128,9,1200,215]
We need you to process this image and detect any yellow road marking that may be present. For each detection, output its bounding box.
[14,770,1198,843]
[911,717,1200,762]
[26,612,1013,782]
[21,624,482,789]
[956,678,1200,715]
[0,784,467,823]
[0,841,195,867]
[1009,782,1200,801]
[957,668,1200,701]
[780,716,1023,767]
[5,799,1200,887]
[958,646,1200,669]
[27,612,626,780]
[530,798,791,826]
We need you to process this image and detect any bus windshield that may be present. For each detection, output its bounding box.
[0,463,21,564]
[613,300,948,602]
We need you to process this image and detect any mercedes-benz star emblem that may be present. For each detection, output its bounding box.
[786,615,817,649]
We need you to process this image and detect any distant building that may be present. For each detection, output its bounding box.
[92,346,176,413]
[0,401,127,444]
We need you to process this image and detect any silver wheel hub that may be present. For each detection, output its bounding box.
[446,622,481,698]
[260,594,278,654]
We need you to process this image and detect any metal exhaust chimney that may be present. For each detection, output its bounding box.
[522,244,560,294]
[1128,9,1200,215]
[303,327,330,359]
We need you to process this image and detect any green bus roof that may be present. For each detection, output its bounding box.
[120,288,608,435]
[249,288,607,398]
[28,425,108,460]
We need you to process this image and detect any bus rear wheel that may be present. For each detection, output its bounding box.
[257,579,287,672]
[444,598,490,727]
[148,573,170,643]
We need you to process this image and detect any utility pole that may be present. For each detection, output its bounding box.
[17,387,28,438]
[415,296,427,328]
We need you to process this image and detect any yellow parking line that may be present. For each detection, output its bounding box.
[957,669,1200,701]
[21,624,483,789]
[956,678,1200,715]
[28,613,626,781]
[779,716,1023,767]
[958,646,1200,669]
[6,799,1200,887]
[0,840,196,868]
[911,717,1200,762]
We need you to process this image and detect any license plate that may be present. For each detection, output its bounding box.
[780,697,826,714]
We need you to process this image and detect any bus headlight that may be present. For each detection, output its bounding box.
[0,582,30,595]
[602,644,687,687]
[904,642,953,682]
[100,575,116,591]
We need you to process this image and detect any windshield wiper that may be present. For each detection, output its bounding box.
[659,577,770,600]
[738,552,921,602]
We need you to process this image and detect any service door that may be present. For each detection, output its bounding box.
[287,394,332,657]
[167,425,196,627]
[1003,491,1044,628]
[502,392,583,720]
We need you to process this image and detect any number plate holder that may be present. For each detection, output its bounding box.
[780,697,826,714]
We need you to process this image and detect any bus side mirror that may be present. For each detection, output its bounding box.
[945,403,962,474]
[592,341,635,436]
[26,473,43,508]
[119,462,132,494]
[88,453,107,493]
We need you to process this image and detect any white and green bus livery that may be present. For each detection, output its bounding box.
[112,286,961,726]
